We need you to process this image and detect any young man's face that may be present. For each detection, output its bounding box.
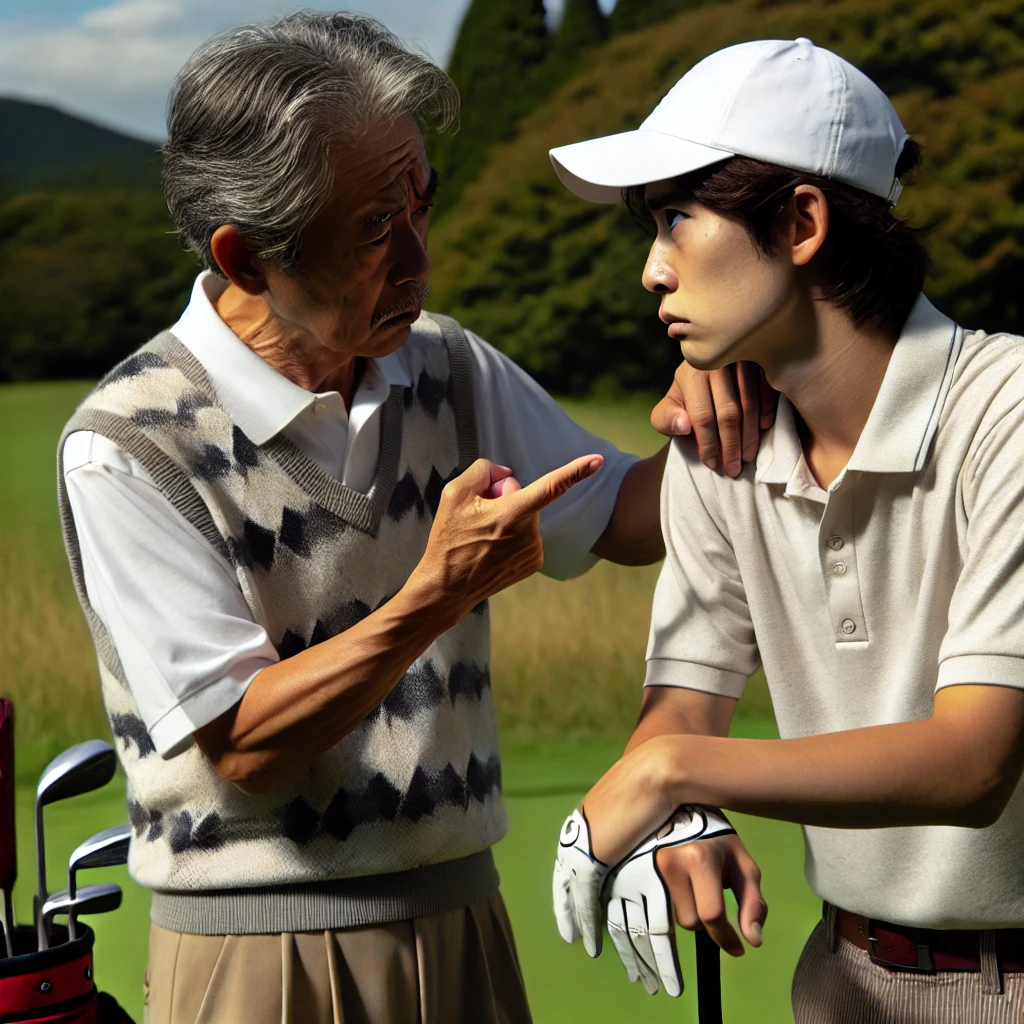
[641,180,796,371]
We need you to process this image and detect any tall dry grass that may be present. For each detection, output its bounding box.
[1,530,110,780]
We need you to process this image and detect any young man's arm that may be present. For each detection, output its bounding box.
[586,684,1024,865]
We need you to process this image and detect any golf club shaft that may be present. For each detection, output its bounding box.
[35,804,47,950]
[696,929,723,1024]
[0,889,12,957]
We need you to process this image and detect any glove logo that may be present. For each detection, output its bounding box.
[561,818,582,846]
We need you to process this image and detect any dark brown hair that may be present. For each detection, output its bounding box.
[623,141,929,338]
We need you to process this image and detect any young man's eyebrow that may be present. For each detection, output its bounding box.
[645,190,689,213]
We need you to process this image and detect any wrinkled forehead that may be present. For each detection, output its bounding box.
[333,112,431,212]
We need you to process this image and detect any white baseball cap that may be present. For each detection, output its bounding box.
[549,38,910,206]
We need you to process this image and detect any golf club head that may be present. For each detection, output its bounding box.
[69,823,131,891]
[36,740,116,807]
[42,882,122,933]
[35,741,117,949]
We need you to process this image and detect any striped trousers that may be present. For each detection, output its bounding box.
[792,910,1024,1024]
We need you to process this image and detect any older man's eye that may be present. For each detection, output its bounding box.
[368,230,391,248]
[667,209,690,230]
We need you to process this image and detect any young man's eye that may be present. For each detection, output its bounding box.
[667,209,690,230]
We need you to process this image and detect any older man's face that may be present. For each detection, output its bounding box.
[263,112,436,362]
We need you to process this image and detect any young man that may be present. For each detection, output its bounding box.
[549,38,1024,1023]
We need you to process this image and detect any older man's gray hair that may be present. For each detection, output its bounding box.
[162,11,459,275]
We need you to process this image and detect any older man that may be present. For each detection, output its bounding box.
[57,12,766,1024]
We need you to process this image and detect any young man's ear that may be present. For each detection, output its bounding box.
[786,185,829,268]
[210,225,269,295]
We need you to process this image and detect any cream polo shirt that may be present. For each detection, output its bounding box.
[647,295,1024,928]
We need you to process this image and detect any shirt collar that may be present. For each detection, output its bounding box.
[755,294,961,484]
[170,272,413,444]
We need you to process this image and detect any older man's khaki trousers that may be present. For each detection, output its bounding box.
[143,891,532,1024]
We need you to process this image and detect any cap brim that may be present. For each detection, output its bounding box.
[549,129,735,203]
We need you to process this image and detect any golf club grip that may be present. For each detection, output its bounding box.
[0,699,15,893]
[696,928,723,1024]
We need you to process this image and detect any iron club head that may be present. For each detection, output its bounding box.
[67,823,131,939]
[41,882,122,940]
[34,740,117,949]
[68,823,131,896]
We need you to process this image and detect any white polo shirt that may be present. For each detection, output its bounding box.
[63,273,638,758]
[647,295,1024,928]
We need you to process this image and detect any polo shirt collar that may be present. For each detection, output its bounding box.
[755,294,961,484]
[170,273,412,445]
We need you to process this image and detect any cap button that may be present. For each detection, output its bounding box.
[796,37,814,45]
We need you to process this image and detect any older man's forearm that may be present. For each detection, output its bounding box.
[195,571,453,795]
[591,443,669,565]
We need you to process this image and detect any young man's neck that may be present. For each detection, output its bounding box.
[765,302,897,490]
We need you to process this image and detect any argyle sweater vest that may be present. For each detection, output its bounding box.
[57,315,507,908]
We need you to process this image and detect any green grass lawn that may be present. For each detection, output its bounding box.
[10,728,818,1024]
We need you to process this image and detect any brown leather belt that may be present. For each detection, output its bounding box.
[831,903,1024,973]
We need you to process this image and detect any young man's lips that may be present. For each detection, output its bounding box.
[667,321,690,339]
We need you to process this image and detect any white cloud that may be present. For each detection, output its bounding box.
[0,0,469,140]
[80,0,183,34]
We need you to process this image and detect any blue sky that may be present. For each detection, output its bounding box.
[0,0,617,141]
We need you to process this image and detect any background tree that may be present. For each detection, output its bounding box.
[430,0,549,216]
[550,0,608,63]
[609,0,718,35]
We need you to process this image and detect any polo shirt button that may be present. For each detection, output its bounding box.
[833,562,848,576]
[842,619,856,635]
[314,403,326,415]
[827,536,844,550]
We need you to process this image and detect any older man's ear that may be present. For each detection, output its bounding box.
[210,224,270,296]
[651,361,778,477]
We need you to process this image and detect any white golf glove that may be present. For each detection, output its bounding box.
[552,807,609,957]
[553,804,735,995]
[605,805,735,997]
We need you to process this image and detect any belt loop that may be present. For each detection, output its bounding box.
[823,901,839,954]
[980,930,1003,995]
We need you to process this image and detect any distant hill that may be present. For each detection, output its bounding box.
[0,97,162,191]
[428,0,1024,394]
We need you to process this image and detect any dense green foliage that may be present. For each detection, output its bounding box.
[0,190,195,381]
[0,98,161,191]
[609,0,719,35]
[430,0,551,214]
[427,0,1024,393]
[550,0,609,63]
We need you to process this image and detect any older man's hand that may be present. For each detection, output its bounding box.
[413,454,604,624]
[651,362,778,477]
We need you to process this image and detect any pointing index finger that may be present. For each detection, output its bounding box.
[506,455,604,516]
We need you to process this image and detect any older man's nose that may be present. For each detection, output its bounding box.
[392,222,432,285]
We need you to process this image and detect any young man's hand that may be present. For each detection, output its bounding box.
[654,829,766,958]
[651,361,777,476]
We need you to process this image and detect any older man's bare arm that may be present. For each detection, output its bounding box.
[195,454,601,795]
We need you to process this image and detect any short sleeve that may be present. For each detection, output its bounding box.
[63,431,279,757]
[937,394,1024,690]
[465,330,640,580]
[645,438,759,696]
